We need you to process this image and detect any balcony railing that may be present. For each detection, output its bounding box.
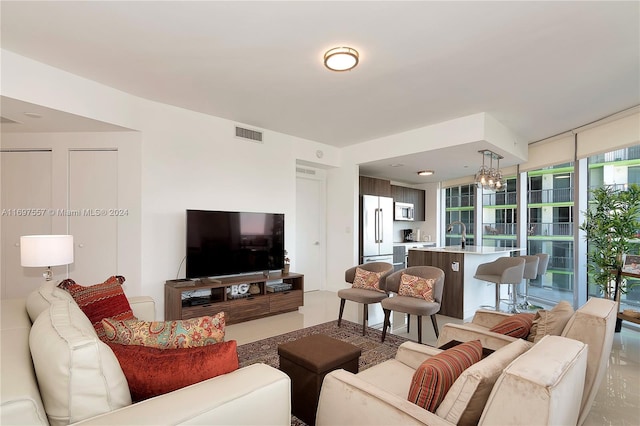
[482,222,574,237]
[528,187,573,204]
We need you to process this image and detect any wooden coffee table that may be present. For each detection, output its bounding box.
[278,334,361,426]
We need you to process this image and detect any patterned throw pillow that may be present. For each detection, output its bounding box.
[398,273,435,301]
[101,312,225,349]
[58,275,136,339]
[489,313,536,339]
[351,267,386,293]
[408,340,483,412]
[108,340,239,402]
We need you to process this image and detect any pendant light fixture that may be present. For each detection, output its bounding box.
[475,150,505,191]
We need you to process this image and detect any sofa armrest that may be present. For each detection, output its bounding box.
[316,369,455,426]
[479,335,587,426]
[70,364,290,426]
[436,324,518,351]
[395,341,443,370]
[471,310,512,329]
[127,296,155,321]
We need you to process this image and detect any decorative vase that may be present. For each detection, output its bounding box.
[282,264,290,274]
[249,283,261,295]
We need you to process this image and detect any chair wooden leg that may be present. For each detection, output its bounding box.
[431,314,439,339]
[382,309,391,342]
[417,316,423,344]
[362,304,368,336]
[406,313,411,333]
[338,299,346,327]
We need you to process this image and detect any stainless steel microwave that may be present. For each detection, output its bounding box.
[394,202,415,221]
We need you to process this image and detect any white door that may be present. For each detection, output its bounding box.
[1,151,53,297]
[296,171,325,292]
[68,150,118,284]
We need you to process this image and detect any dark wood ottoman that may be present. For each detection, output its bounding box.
[278,334,361,426]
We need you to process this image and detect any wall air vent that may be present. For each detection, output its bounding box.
[235,126,263,143]
[296,167,317,175]
[1,116,20,124]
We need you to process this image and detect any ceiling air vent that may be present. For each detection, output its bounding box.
[296,167,317,175]
[235,126,263,143]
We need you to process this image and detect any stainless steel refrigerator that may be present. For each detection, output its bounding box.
[361,195,394,264]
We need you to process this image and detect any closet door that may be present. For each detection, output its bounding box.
[68,150,118,284]
[1,151,53,297]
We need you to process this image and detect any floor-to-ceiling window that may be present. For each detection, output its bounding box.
[526,163,575,304]
[587,146,640,311]
[482,176,517,248]
[444,184,475,246]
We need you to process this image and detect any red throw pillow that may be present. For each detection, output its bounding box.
[408,340,483,412]
[398,273,435,301]
[59,276,136,339]
[489,313,536,338]
[108,340,239,402]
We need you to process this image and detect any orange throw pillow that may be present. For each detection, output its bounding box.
[489,313,536,339]
[408,340,483,412]
[108,340,239,402]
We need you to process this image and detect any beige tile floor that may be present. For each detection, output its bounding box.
[226,290,640,426]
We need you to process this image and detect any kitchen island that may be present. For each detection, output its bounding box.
[408,246,524,319]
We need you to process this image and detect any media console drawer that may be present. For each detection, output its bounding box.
[165,272,304,324]
[270,290,303,312]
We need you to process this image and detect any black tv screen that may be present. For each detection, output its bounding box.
[186,209,285,278]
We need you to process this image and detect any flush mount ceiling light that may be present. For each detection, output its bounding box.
[324,47,359,71]
[417,170,434,176]
[475,150,505,191]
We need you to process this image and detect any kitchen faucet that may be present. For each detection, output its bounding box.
[447,221,467,249]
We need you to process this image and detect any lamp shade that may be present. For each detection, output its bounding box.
[20,235,74,267]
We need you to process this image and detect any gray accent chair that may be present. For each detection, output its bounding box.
[380,266,445,344]
[474,256,526,312]
[338,262,394,336]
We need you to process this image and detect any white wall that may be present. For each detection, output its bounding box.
[1,50,342,313]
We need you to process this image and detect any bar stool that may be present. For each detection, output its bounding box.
[519,253,549,309]
[511,255,539,312]
[474,257,526,312]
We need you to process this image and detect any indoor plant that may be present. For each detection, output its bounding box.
[580,183,640,304]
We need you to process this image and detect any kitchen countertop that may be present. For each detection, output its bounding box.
[393,241,436,246]
[409,245,524,254]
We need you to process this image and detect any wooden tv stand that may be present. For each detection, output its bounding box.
[164,272,304,324]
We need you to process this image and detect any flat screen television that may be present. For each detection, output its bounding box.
[186,209,285,278]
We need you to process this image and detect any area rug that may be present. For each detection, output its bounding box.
[237,319,411,371]
[236,320,412,426]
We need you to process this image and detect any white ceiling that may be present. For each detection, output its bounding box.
[1,1,638,184]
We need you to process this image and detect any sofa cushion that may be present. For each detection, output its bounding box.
[489,313,535,338]
[26,281,74,323]
[528,300,574,343]
[398,273,435,301]
[58,275,136,339]
[101,312,225,349]
[108,340,239,402]
[29,299,131,426]
[352,267,386,293]
[407,340,482,412]
[436,339,531,425]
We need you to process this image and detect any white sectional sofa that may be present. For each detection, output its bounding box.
[0,283,291,425]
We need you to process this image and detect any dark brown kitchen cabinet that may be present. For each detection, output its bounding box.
[359,176,391,197]
[391,184,426,221]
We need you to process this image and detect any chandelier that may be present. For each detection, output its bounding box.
[475,150,504,191]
